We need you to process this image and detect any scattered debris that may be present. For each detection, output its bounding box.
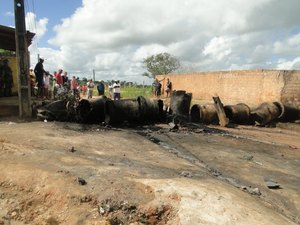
[168,122,178,130]
[289,145,298,149]
[180,171,193,178]
[253,161,263,166]
[69,146,76,153]
[242,154,254,161]
[241,186,261,196]
[264,178,281,189]
[77,177,87,185]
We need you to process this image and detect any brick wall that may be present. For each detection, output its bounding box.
[156,70,300,108]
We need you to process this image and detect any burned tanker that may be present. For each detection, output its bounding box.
[37,96,164,125]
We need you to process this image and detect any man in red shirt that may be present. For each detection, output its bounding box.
[56,69,63,85]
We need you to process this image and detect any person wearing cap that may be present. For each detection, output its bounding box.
[34,58,46,98]
[97,80,105,96]
[0,59,13,97]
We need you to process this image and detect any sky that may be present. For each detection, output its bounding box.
[1,0,300,84]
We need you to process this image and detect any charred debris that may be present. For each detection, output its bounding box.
[35,90,300,129]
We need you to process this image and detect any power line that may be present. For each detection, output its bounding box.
[24,0,40,56]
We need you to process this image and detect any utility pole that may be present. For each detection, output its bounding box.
[93,69,95,81]
[14,0,31,119]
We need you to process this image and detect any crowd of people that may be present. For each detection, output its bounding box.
[2,57,173,100]
[30,58,124,101]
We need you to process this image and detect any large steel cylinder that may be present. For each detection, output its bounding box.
[170,90,192,118]
[190,104,219,124]
[250,101,284,125]
[278,104,300,122]
[105,98,141,125]
[137,96,164,122]
[224,103,251,124]
[76,96,107,123]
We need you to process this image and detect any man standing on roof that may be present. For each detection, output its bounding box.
[34,58,46,98]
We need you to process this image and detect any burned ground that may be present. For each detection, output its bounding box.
[0,121,299,225]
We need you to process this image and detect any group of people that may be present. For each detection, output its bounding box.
[94,80,121,100]
[152,77,172,98]
[0,58,13,97]
[1,57,173,101]
[32,58,123,101]
[33,58,73,99]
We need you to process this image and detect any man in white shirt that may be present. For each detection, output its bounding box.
[113,80,121,100]
[87,79,95,99]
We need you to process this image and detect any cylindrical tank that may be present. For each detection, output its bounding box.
[278,104,300,122]
[105,98,141,125]
[224,103,251,124]
[76,96,107,123]
[190,104,219,124]
[137,96,164,122]
[170,90,192,118]
[250,102,284,125]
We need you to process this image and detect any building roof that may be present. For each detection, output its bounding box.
[0,24,35,51]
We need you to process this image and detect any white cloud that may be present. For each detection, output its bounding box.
[203,36,233,61]
[31,0,300,83]
[4,11,14,17]
[25,12,48,39]
[277,57,300,70]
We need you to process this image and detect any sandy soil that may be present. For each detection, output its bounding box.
[0,120,299,225]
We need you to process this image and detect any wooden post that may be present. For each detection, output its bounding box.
[213,96,229,127]
[14,0,31,119]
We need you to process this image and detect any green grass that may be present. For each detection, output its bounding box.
[92,85,153,99]
[120,86,153,98]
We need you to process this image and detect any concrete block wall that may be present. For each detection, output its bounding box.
[156,70,300,108]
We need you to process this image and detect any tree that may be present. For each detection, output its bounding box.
[142,52,180,78]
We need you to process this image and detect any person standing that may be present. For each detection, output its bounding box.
[165,78,172,98]
[62,71,68,84]
[70,76,80,99]
[56,69,63,86]
[81,84,87,97]
[87,79,94,99]
[108,82,113,99]
[97,80,105,96]
[113,80,121,100]
[29,69,36,97]
[34,58,46,98]
[43,72,50,99]
[0,59,13,97]
[153,78,164,98]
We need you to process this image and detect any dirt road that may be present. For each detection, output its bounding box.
[0,120,299,225]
